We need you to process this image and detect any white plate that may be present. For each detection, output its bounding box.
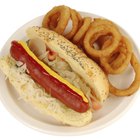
[0,12,140,135]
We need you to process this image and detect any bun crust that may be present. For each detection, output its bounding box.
[0,56,92,126]
[27,27,109,102]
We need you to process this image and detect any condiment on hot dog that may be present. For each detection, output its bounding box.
[10,41,89,113]
[0,27,109,126]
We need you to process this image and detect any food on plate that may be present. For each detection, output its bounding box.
[26,27,109,103]
[64,9,79,39]
[83,18,122,58]
[98,34,140,96]
[100,36,132,74]
[41,5,139,71]
[98,35,129,68]
[10,41,89,113]
[42,5,70,35]
[97,34,113,47]
[0,26,109,126]
[42,5,82,39]
[0,5,140,127]
[109,53,140,96]
[0,56,93,126]
[72,17,92,44]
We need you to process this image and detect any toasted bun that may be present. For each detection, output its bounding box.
[0,56,92,126]
[27,27,109,102]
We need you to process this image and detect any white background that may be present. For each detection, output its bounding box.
[0,0,140,139]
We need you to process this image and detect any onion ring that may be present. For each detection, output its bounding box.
[83,18,121,58]
[83,34,113,63]
[100,37,132,74]
[64,9,79,39]
[99,35,126,66]
[49,13,60,29]
[110,53,126,68]
[76,10,83,26]
[97,34,113,47]
[102,37,127,68]
[109,53,140,96]
[42,5,70,34]
[46,8,81,40]
[72,17,92,44]
[96,35,126,67]
[110,44,127,68]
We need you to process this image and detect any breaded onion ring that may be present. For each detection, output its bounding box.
[86,34,113,63]
[83,18,121,58]
[42,5,70,34]
[110,43,127,69]
[64,9,79,39]
[96,35,126,68]
[109,53,140,96]
[49,13,60,29]
[98,35,127,68]
[100,37,132,74]
[97,34,113,47]
[72,17,92,44]
[75,10,83,27]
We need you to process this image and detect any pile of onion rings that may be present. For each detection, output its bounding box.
[42,5,140,97]
[42,5,83,40]
[109,53,140,96]
[100,36,132,74]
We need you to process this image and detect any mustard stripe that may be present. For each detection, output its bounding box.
[18,41,88,103]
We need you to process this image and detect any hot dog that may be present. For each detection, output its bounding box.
[0,26,109,126]
[10,41,89,113]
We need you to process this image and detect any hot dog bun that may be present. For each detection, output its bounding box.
[27,26,109,102]
[0,56,92,126]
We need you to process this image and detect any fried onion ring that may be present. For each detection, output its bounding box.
[75,10,83,26]
[96,35,126,68]
[99,35,126,66]
[72,17,92,44]
[42,5,70,34]
[100,37,132,74]
[110,43,127,68]
[49,13,60,29]
[97,34,113,47]
[109,53,140,96]
[100,36,127,68]
[83,18,121,58]
[64,9,79,39]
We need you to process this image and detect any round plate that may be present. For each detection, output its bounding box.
[0,12,139,135]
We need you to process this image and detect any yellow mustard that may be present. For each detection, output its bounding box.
[18,41,88,103]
